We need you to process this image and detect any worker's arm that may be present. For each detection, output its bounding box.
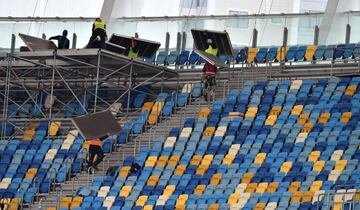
[92,23,95,32]
[49,35,60,40]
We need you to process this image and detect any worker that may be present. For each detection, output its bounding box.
[87,18,107,49]
[87,135,107,170]
[127,37,139,59]
[202,38,218,101]
[49,30,70,49]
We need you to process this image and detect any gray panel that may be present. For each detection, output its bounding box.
[19,33,57,51]
[72,110,122,140]
[191,29,234,56]
[108,34,161,58]
[194,49,229,68]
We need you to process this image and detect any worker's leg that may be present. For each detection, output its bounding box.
[93,146,104,167]
[87,145,96,167]
[99,30,106,49]
[87,30,101,48]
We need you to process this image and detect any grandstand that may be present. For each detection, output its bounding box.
[0,0,360,210]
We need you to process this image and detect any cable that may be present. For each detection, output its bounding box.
[27,0,40,34]
[248,0,265,46]
[182,0,195,32]
[258,0,275,46]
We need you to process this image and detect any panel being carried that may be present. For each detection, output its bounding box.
[194,49,229,68]
[19,33,57,51]
[72,110,122,140]
[191,29,234,56]
[108,34,161,58]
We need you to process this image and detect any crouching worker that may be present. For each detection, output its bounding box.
[87,135,108,171]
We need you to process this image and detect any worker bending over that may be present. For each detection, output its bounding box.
[87,18,107,49]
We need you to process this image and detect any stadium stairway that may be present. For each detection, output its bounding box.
[29,98,210,209]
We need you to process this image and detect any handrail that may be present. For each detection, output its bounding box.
[0,10,359,22]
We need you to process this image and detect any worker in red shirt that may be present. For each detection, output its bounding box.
[87,135,107,170]
[202,38,218,101]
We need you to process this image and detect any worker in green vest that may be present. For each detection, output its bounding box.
[87,18,107,49]
[205,38,218,56]
[202,38,219,101]
[128,37,139,59]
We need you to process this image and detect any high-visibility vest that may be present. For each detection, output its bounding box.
[205,45,218,56]
[88,139,102,147]
[128,47,139,59]
[93,20,106,30]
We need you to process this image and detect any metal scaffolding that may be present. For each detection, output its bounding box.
[0,48,178,140]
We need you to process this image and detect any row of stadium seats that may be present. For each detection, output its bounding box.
[145,43,360,66]
[55,77,360,210]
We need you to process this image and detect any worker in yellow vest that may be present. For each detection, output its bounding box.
[127,37,139,59]
[87,18,107,49]
[202,38,219,101]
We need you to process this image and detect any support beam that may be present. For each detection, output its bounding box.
[100,0,115,23]
[181,32,187,52]
[135,33,139,38]
[345,24,351,44]
[314,25,319,45]
[319,0,340,45]
[165,32,170,54]
[176,32,181,53]
[283,27,288,47]
[252,28,258,48]
[42,33,46,39]
[10,34,15,54]
[72,33,77,49]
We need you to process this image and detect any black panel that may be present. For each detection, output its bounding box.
[72,110,122,140]
[19,33,57,51]
[194,49,229,68]
[191,29,234,56]
[108,34,161,58]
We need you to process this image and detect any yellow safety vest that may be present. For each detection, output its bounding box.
[205,45,218,56]
[94,20,106,30]
[128,47,139,59]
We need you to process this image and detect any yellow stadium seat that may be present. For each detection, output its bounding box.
[168,156,180,166]
[241,172,254,184]
[196,164,208,176]
[313,161,325,173]
[60,197,72,208]
[288,182,301,193]
[318,113,331,124]
[267,182,279,193]
[291,191,304,203]
[25,168,38,180]
[270,106,282,116]
[23,129,36,140]
[136,195,148,207]
[247,48,259,63]
[210,174,222,186]
[280,162,293,174]
[277,46,288,62]
[163,185,176,196]
[254,153,266,164]
[70,196,83,208]
[119,186,132,197]
[156,156,169,167]
[198,107,211,118]
[49,121,61,136]
[47,207,56,210]
[297,113,310,124]
[190,155,202,166]
[265,115,277,126]
[308,151,321,162]
[302,191,314,203]
[245,107,258,118]
[335,160,347,172]
[256,183,269,193]
[145,156,158,167]
[119,166,131,177]
[175,194,188,209]
[305,45,317,61]
[144,205,153,210]
[148,113,159,125]
[254,203,266,210]
[174,165,186,175]
[201,155,213,166]
[203,127,215,137]
[345,85,357,96]
[245,183,257,193]
[222,154,235,165]
[208,203,219,210]
[8,198,21,210]
[340,112,352,123]
[302,122,314,133]
[147,175,159,187]
[142,102,154,112]
[228,193,240,206]
[291,105,303,115]
[310,181,323,192]
[194,185,206,195]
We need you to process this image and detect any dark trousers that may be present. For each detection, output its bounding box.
[87,28,106,49]
[88,145,104,167]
